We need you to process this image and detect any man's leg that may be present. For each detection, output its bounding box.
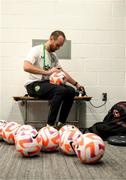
[58,85,75,124]
[26,81,71,126]
[47,85,71,126]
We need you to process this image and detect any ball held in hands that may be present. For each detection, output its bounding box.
[49,71,66,85]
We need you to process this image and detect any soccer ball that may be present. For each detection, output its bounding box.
[15,132,42,157]
[0,120,7,140]
[73,133,105,164]
[49,71,66,85]
[59,124,80,137]
[38,125,59,152]
[59,128,82,155]
[15,125,35,138]
[2,122,21,144]
[15,125,38,141]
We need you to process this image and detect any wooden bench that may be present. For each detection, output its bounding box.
[13,95,92,128]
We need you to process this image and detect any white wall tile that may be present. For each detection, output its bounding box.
[60,59,85,72]
[60,0,124,2]
[86,86,126,101]
[1,15,124,30]
[68,72,98,86]
[0,29,51,42]
[1,1,56,16]
[124,18,126,30]
[0,43,31,57]
[55,2,112,17]
[1,29,125,45]
[0,71,1,117]
[72,44,125,58]
[112,2,126,17]
[1,57,24,71]
[82,0,125,2]
[98,72,125,85]
[85,59,125,72]
[2,70,25,86]
[67,30,125,44]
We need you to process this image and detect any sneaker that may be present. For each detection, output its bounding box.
[80,128,89,134]
[46,124,54,128]
[46,124,51,127]
[55,122,64,130]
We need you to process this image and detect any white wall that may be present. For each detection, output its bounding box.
[0,46,1,118]
[125,1,126,103]
[125,0,126,88]
[0,0,126,127]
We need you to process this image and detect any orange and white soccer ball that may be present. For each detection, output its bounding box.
[2,122,21,144]
[59,128,82,155]
[15,133,42,157]
[59,124,80,137]
[49,71,66,85]
[15,125,37,141]
[38,125,59,152]
[0,120,7,140]
[73,133,105,164]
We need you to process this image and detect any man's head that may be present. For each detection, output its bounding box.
[46,30,66,52]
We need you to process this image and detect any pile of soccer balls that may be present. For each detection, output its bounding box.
[0,120,105,164]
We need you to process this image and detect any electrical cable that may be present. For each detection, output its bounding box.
[89,100,107,108]
[85,94,107,108]
[76,89,107,108]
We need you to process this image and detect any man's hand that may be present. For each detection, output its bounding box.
[76,83,84,90]
[48,67,61,76]
[76,84,86,96]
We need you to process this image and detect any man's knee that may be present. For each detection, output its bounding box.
[55,86,75,98]
[55,86,66,96]
[66,86,75,97]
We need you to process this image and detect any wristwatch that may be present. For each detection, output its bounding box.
[74,82,78,86]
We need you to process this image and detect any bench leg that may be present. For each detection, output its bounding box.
[24,100,28,124]
[75,101,81,128]
[75,101,78,126]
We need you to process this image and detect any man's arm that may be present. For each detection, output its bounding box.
[24,60,61,76]
[62,69,85,91]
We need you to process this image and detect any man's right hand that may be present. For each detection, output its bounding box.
[48,67,61,76]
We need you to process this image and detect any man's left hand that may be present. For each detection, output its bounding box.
[76,84,86,96]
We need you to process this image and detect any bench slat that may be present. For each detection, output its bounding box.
[13,96,92,101]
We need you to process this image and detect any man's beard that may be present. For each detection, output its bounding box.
[49,45,56,52]
[50,48,55,52]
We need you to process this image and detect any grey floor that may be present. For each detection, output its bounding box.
[0,141,126,180]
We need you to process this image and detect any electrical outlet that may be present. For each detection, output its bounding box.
[102,93,107,101]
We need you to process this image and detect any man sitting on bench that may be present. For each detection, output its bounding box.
[23,30,85,129]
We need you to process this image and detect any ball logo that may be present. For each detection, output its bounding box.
[59,128,82,155]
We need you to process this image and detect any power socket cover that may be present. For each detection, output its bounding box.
[102,93,107,101]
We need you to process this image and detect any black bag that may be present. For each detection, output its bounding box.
[87,101,126,140]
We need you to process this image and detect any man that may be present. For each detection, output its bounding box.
[24,30,85,129]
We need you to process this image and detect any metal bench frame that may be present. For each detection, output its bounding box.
[13,96,92,127]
